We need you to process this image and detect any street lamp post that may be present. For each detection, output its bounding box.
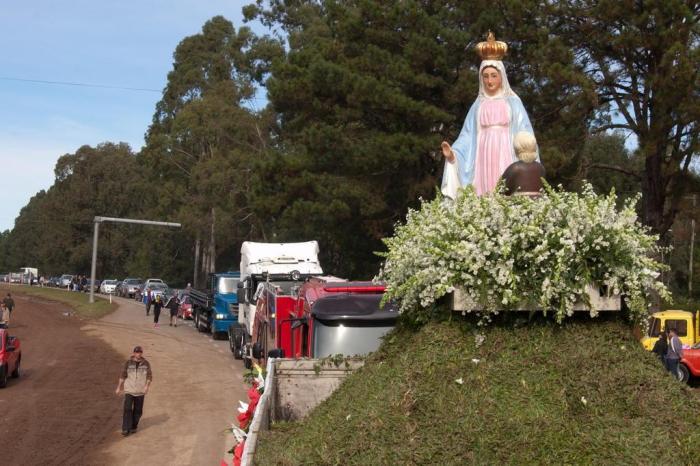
[89,216,181,304]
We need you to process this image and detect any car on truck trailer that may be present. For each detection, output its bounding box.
[230,241,323,368]
[190,272,241,339]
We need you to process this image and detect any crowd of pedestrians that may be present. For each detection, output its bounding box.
[143,288,185,329]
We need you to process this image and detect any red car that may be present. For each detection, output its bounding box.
[676,346,700,383]
[178,293,193,320]
[0,328,21,388]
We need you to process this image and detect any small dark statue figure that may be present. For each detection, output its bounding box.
[501,132,545,197]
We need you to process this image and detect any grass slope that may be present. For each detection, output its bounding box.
[0,284,116,319]
[256,316,700,465]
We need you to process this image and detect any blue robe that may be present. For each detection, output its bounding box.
[443,95,535,191]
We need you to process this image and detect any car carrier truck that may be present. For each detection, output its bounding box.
[229,241,323,368]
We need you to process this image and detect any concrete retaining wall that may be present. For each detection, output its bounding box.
[241,357,363,466]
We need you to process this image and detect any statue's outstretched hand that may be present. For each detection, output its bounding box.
[441,141,455,163]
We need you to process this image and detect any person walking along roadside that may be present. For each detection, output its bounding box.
[115,346,152,436]
[3,293,14,315]
[651,330,668,367]
[145,289,153,316]
[166,294,179,327]
[0,304,9,328]
[152,295,163,328]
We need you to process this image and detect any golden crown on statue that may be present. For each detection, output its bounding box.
[476,31,508,60]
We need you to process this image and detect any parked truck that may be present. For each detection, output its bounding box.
[640,309,700,351]
[229,241,323,368]
[190,272,241,339]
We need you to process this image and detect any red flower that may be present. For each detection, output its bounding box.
[248,387,261,412]
[233,440,245,466]
[220,460,229,466]
[237,411,251,430]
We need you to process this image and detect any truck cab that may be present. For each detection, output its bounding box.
[641,310,699,350]
[247,278,398,368]
[191,272,240,338]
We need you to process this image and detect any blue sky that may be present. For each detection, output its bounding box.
[0,1,266,232]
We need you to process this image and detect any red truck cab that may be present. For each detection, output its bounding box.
[0,328,21,388]
[250,277,398,366]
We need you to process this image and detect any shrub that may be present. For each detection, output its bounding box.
[377,184,668,324]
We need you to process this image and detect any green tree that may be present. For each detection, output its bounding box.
[141,15,278,286]
[554,0,700,236]
[245,0,597,276]
[4,143,146,278]
[578,132,642,200]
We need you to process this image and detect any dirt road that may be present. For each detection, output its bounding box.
[0,292,248,465]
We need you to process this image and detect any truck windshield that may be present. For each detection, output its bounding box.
[218,277,238,294]
[648,317,661,337]
[312,321,394,358]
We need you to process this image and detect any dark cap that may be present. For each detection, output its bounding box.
[133,346,143,353]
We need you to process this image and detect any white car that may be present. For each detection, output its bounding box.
[100,279,119,294]
[144,278,166,288]
[59,274,73,288]
[147,283,170,301]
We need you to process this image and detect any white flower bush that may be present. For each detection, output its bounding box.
[377,184,669,324]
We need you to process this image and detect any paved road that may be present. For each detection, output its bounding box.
[0,291,248,465]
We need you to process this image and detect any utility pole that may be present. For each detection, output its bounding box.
[690,194,696,297]
[89,216,181,304]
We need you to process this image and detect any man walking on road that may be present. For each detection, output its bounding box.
[115,346,152,436]
[3,293,14,315]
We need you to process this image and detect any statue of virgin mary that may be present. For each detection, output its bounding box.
[441,33,537,199]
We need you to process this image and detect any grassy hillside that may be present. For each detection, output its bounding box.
[256,315,700,465]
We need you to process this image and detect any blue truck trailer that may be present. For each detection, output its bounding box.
[190,272,240,339]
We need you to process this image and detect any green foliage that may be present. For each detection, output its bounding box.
[2,143,147,277]
[2,3,697,293]
[552,0,700,235]
[247,0,601,276]
[255,317,700,465]
[140,15,276,284]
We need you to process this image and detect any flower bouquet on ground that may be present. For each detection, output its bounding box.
[222,364,265,466]
[377,183,669,325]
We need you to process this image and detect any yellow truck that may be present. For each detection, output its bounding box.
[640,310,699,350]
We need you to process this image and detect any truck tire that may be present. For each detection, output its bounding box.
[679,363,690,383]
[228,329,236,353]
[0,365,7,388]
[229,327,244,359]
[11,357,20,378]
[243,355,252,370]
[196,312,206,333]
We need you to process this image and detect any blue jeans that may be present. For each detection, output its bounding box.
[122,394,145,432]
[666,358,680,378]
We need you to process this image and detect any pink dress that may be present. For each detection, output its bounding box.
[472,98,513,195]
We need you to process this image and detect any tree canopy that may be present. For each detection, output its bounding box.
[1,3,698,294]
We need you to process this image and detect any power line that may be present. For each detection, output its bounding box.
[1,76,270,103]
[0,76,161,93]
